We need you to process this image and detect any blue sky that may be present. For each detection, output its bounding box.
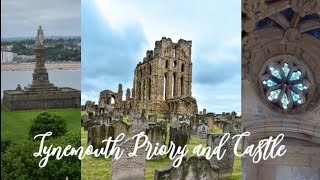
[82,0,241,114]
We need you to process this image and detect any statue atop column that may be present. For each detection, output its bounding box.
[36,26,44,47]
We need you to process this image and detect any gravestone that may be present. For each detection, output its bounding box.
[114,115,123,122]
[147,125,166,159]
[84,120,100,131]
[111,140,146,180]
[207,134,235,178]
[81,114,89,127]
[168,127,188,157]
[222,122,234,134]
[154,156,219,180]
[87,124,114,153]
[206,114,214,132]
[128,114,134,122]
[102,116,112,125]
[112,121,130,138]
[129,109,135,115]
[190,115,198,135]
[179,122,191,142]
[197,124,209,140]
[131,117,146,135]
[158,120,167,130]
[148,114,157,123]
[170,115,179,129]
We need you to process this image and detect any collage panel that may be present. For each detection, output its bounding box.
[1,0,81,179]
[242,0,320,179]
[1,0,319,180]
[81,0,241,179]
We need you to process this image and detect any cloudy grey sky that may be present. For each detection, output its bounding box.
[82,0,241,114]
[1,0,80,37]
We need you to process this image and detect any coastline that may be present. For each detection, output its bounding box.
[1,62,80,71]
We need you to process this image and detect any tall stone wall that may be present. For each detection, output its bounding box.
[98,37,198,115]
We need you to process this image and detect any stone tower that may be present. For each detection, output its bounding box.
[242,1,320,179]
[132,37,197,114]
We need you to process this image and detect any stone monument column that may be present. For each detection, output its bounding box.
[32,26,49,85]
[25,26,58,91]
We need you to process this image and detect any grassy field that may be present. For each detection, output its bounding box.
[81,115,241,180]
[1,104,81,143]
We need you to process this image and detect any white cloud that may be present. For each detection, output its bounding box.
[83,0,242,113]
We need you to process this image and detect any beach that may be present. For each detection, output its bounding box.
[1,62,80,71]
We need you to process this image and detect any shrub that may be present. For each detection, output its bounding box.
[29,112,67,139]
[1,132,81,180]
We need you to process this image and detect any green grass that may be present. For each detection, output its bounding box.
[1,104,80,143]
[81,122,241,180]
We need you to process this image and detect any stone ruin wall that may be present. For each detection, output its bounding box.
[98,37,198,115]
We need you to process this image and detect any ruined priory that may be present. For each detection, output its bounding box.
[98,37,198,115]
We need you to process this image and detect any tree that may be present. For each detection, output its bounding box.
[29,112,67,139]
[1,138,12,155]
[1,132,81,180]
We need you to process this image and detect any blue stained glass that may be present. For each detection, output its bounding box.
[281,93,289,109]
[268,89,281,101]
[263,62,310,110]
[294,83,308,91]
[290,91,303,104]
[263,80,277,87]
[270,67,282,79]
[282,63,290,77]
[290,71,302,81]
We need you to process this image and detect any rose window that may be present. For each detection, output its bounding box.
[261,61,310,110]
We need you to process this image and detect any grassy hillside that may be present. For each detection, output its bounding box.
[1,104,80,143]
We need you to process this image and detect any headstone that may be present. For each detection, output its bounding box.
[102,116,112,125]
[206,114,214,132]
[147,125,166,159]
[148,114,157,122]
[170,115,179,129]
[179,122,191,141]
[168,127,188,157]
[112,121,130,138]
[81,114,89,127]
[197,124,209,140]
[129,109,135,115]
[84,120,100,131]
[111,140,146,180]
[114,115,123,122]
[190,115,198,135]
[154,156,219,180]
[222,122,234,133]
[127,114,134,122]
[203,108,207,115]
[207,134,235,178]
[87,124,114,153]
[131,117,145,135]
[158,120,167,130]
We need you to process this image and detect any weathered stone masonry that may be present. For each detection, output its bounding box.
[98,37,198,115]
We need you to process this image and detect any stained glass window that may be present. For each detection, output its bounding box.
[261,61,310,110]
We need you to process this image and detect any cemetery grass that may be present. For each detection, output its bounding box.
[81,122,241,180]
[1,103,80,143]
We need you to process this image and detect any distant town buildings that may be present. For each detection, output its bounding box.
[1,37,81,63]
[1,52,17,63]
[1,51,35,63]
